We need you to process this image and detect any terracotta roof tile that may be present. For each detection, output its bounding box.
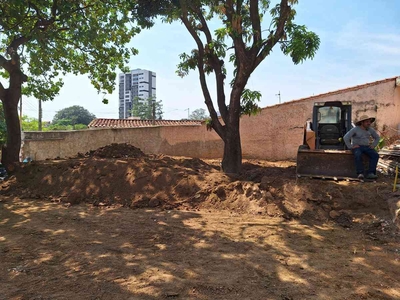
[263,76,399,109]
[88,118,202,128]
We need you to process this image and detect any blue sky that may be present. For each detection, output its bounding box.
[22,0,400,121]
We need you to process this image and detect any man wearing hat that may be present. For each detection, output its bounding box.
[343,115,380,180]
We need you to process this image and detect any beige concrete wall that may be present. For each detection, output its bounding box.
[22,78,400,161]
[23,125,223,161]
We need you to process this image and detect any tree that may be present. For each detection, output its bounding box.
[135,0,320,173]
[21,115,40,131]
[131,97,164,120]
[0,1,145,169]
[189,108,209,120]
[52,105,95,126]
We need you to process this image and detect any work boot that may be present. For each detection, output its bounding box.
[366,173,378,179]
[357,174,364,180]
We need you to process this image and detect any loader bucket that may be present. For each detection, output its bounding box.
[296,148,359,180]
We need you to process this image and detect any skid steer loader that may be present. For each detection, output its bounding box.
[296,101,360,180]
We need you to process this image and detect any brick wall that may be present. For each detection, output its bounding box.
[22,77,400,161]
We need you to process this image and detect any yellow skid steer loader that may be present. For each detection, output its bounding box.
[296,101,360,180]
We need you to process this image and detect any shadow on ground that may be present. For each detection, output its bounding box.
[0,195,399,300]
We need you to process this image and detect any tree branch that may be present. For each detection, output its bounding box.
[9,36,30,52]
[0,5,31,32]
[249,0,261,57]
[254,0,290,69]
[226,0,247,59]
[28,1,45,20]
[0,54,12,73]
[179,1,225,138]
[57,3,96,20]
[191,5,212,43]
[51,0,58,17]
[192,7,229,123]
[236,0,243,15]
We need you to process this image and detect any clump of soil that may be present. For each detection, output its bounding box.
[84,143,146,159]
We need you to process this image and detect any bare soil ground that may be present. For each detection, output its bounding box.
[1,143,400,299]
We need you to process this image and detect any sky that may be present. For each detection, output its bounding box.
[21,0,400,122]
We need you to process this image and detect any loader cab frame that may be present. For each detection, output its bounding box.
[312,101,352,150]
[297,101,361,180]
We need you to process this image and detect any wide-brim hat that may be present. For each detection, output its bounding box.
[355,114,376,125]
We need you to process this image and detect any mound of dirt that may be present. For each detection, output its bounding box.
[2,144,399,300]
[84,143,146,159]
[0,151,396,230]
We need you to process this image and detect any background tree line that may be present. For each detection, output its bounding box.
[0,105,95,139]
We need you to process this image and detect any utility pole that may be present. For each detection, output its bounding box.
[38,99,42,131]
[152,100,156,124]
[276,91,281,104]
[186,108,190,119]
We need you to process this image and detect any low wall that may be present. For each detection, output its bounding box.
[22,125,224,161]
[22,77,400,161]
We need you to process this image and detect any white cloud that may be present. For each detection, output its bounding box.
[334,20,400,57]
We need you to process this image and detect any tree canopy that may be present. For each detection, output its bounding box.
[1,1,142,102]
[135,0,320,173]
[21,115,88,131]
[131,97,164,120]
[52,105,96,126]
[0,0,147,168]
[189,108,209,120]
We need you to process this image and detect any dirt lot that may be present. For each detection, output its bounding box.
[1,144,400,299]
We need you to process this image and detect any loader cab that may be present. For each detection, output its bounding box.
[312,101,352,150]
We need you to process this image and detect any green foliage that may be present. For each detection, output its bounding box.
[189,108,209,120]
[168,0,320,117]
[52,106,95,126]
[205,118,213,131]
[375,137,385,151]
[21,114,88,131]
[280,25,320,65]
[240,89,262,116]
[131,97,164,120]
[73,124,88,130]
[47,123,87,131]
[21,116,40,131]
[0,1,144,102]
[0,103,6,145]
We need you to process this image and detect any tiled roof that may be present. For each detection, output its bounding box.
[263,76,399,109]
[88,118,202,128]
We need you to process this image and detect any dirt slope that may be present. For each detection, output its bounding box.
[1,143,399,300]
[0,143,396,228]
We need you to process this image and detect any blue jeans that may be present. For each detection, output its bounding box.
[352,146,379,175]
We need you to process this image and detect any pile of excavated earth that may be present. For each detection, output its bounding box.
[2,142,400,300]
[1,143,398,232]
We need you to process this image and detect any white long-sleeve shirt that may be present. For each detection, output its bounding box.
[343,126,380,149]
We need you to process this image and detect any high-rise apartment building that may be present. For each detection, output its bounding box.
[118,69,156,119]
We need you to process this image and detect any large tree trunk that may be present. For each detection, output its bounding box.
[221,88,242,174]
[1,93,21,171]
[221,128,242,173]
[219,80,246,174]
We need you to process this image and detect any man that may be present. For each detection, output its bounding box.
[343,114,380,180]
